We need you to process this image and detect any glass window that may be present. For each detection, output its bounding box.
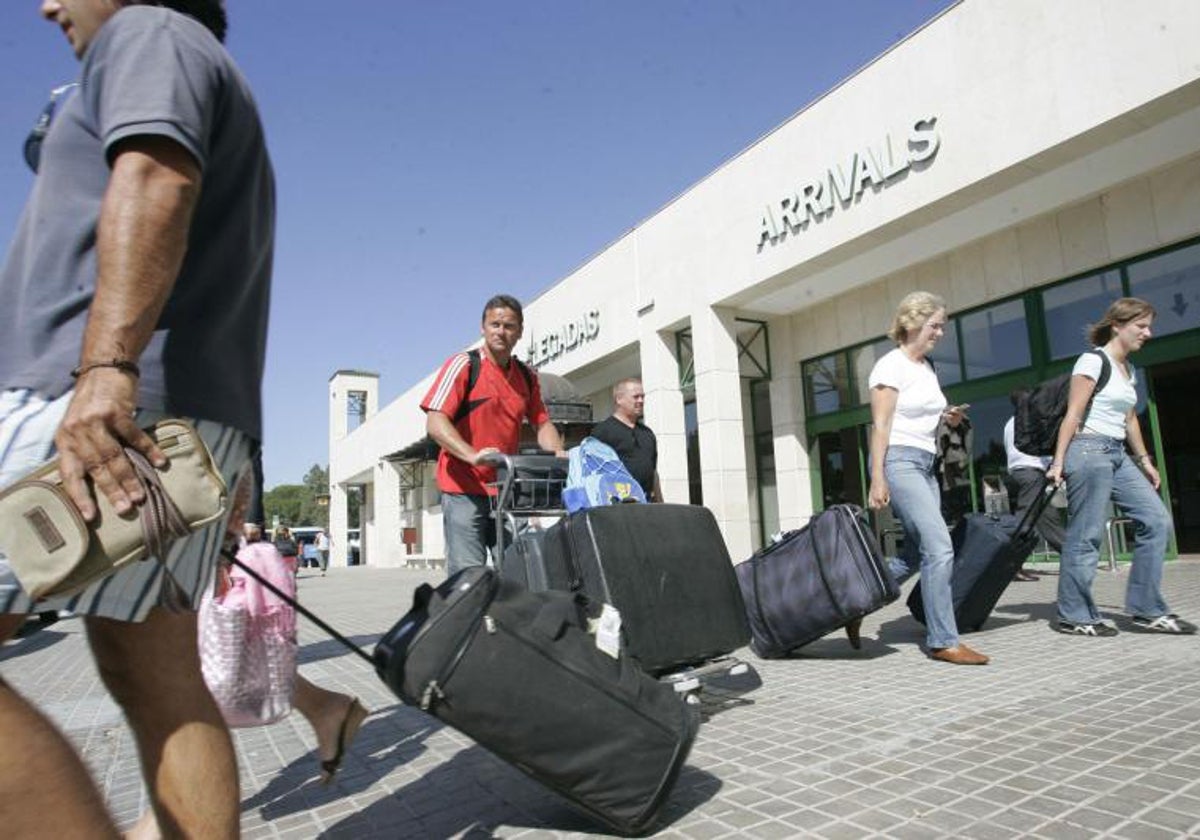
[1042,270,1123,359]
[750,380,778,542]
[815,428,865,509]
[964,393,1020,520]
[684,399,702,505]
[960,299,1031,379]
[802,353,851,415]
[929,318,962,386]
[852,339,896,404]
[1127,243,1200,339]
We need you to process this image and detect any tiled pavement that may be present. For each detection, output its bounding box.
[4,558,1200,838]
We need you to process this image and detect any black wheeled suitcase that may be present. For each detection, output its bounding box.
[373,567,699,836]
[907,478,1054,632]
[736,504,900,658]
[519,504,750,675]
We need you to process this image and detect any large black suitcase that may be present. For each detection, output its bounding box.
[373,567,699,836]
[907,478,1054,632]
[505,504,750,675]
[735,504,900,658]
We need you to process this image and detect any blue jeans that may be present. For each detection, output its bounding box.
[441,492,496,576]
[883,446,959,650]
[1057,435,1173,624]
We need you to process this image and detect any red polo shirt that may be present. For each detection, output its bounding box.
[421,352,549,495]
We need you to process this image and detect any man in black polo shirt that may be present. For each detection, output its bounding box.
[589,377,662,502]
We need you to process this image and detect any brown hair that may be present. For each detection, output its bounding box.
[1087,297,1156,346]
[481,294,524,325]
[887,291,946,344]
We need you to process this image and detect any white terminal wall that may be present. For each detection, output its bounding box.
[331,0,1200,564]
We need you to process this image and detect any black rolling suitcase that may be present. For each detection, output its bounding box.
[907,477,1054,632]
[518,503,750,676]
[373,567,699,836]
[736,504,900,658]
[222,551,698,837]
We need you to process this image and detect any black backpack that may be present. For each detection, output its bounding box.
[452,349,535,423]
[1011,350,1111,456]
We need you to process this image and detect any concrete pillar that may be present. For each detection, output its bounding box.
[373,460,404,566]
[328,483,348,567]
[638,322,688,503]
[690,305,753,560]
[767,315,816,533]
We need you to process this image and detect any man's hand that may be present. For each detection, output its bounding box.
[471,446,501,466]
[55,368,165,521]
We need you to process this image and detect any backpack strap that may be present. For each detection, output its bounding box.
[451,350,482,424]
[451,349,535,424]
[1078,349,1111,431]
[1091,349,1111,393]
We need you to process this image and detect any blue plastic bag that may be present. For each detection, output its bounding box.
[562,437,647,513]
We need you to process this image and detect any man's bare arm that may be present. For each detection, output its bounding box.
[55,136,201,520]
[427,410,496,465]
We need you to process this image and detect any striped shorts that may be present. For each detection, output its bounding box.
[0,389,254,622]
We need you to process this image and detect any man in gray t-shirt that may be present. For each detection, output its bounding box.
[0,2,272,835]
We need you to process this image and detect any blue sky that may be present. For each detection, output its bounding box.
[0,1,955,487]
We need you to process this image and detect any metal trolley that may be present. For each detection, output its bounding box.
[480,452,752,704]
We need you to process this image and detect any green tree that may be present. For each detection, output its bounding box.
[264,463,329,528]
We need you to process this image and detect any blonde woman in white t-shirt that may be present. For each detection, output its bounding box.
[868,291,987,665]
[1046,297,1193,637]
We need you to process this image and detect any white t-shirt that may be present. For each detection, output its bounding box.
[1004,417,1046,471]
[868,347,947,454]
[1074,348,1136,440]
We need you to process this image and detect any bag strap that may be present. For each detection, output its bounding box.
[1077,349,1111,434]
[125,447,194,612]
[219,548,375,667]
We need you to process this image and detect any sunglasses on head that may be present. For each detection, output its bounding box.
[23,82,78,173]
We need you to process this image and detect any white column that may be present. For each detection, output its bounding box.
[328,483,348,566]
[373,460,404,567]
[767,315,816,533]
[691,305,752,560]
[638,322,688,503]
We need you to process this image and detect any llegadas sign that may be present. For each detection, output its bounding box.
[525,309,600,367]
[757,116,940,249]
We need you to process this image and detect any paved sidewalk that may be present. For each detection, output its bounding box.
[4,559,1200,838]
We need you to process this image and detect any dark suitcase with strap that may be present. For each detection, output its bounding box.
[517,503,751,676]
[735,504,900,658]
[907,477,1055,632]
[373,567,699,836]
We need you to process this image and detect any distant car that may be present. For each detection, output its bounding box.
[348,528,361,565]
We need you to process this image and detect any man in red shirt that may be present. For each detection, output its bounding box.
[422,295,565,574]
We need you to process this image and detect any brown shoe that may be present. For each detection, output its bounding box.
[929,644,989,665]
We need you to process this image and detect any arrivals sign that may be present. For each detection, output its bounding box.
[526,309,600,367]
[757,116,940,249]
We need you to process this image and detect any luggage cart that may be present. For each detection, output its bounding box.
[484,452,568,569]
[482,453,751,704]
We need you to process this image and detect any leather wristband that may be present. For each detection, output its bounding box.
[70,359,140,379]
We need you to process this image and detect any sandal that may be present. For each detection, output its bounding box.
[320,697,369,785]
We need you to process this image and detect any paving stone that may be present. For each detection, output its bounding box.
[3,562,1200,838]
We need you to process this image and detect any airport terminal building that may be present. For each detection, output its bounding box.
[328,0,1200,568]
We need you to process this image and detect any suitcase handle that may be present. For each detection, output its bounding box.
[1012,474,1056,540]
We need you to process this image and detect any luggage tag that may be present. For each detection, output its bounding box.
[593,603,622,659]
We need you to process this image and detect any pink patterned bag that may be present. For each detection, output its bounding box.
[199,542,297,727]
